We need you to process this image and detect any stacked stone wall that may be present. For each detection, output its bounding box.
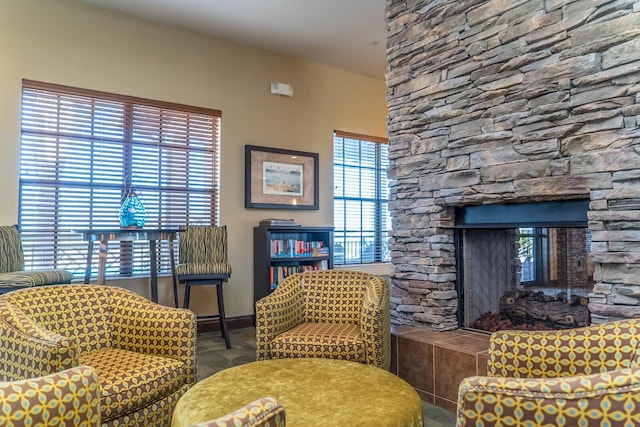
[386,0,640,329]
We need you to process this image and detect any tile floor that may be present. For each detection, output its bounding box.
[196,327,457,427]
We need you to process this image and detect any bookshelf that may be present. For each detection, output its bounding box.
[253,224,334,306]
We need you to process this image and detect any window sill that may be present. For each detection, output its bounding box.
[334,263,391,275]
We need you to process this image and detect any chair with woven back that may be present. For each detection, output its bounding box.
[0,225,73,294]
[174,225,233,349]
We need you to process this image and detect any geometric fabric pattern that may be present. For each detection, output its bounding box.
[255,270,390,370]
[458,367,640,426]
[79,348,188,421]
[0,284,197,427]
[458,319,640,426]
[488,319,640,378]
[0,225,73,289]
[188,397,285,427]
[269,322,365,363]
[0,365,101,427]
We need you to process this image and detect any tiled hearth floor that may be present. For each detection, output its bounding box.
[197,327,458,426]
[392,325,491,414]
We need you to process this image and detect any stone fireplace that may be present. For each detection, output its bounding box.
[455,200,594,331]
[386,0,640,331]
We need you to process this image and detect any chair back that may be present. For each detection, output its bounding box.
[179,226,228,265]
[301,270,372,324]
[1,285,113,358]
[488,318,640,378]
[0,225,25,273]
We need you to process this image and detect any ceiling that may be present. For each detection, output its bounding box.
[76,0,388,79]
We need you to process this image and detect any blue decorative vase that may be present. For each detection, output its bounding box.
[119,189,146,229]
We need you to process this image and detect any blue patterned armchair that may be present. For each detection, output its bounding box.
[457,319,640,426]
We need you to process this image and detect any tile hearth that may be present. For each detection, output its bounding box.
[392,325,490,413]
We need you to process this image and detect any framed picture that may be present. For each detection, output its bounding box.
[245,145,319,210]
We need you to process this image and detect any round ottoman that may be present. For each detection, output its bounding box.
[172,358,423,427]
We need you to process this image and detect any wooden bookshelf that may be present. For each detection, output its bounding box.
[253,224,334,307]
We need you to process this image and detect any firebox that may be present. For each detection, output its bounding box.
[455,200,594,332]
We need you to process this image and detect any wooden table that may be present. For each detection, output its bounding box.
[74,228,179,304]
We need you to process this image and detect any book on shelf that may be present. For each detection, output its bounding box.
[269,261,328,290]
[269,239,327,258]
[260,218,299,226]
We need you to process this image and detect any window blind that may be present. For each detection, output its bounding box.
[333,130,390,265]
[19,79,221,278]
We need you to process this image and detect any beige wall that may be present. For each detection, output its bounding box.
[0,0,388,317]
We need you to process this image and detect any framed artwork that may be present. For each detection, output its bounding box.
[245,145,319,210]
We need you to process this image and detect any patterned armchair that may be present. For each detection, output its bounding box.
[255,270,390,370]
[0,225,72,293]
[188,397,285,427]
[0,284,197,427]
[457,319,640,426]
[0,366,101,427]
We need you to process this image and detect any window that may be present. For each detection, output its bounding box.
[333,131,389,265]
[518,227,548,284]
[19,80,221,278]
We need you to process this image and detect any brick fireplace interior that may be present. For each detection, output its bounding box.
[386,0,640,334]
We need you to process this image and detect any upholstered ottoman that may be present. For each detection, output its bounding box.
[172,358,423,427]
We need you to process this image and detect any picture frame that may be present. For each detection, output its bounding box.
[245,145,319,210]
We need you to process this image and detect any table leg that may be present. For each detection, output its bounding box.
[84,241,94,284]
[169,238,178,307]
[149,240,158,303]
[97,239,108,286]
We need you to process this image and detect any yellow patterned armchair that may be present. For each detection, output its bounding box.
[0,284,197,427]
[0,366,101,427]
[255,270,390,370]
[457,319,640,426]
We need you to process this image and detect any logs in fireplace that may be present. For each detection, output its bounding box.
[469,290,590,332]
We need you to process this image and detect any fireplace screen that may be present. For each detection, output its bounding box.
[459,227,594,332]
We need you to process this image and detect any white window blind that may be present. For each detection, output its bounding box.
[19,79,221,278]
[333,130,390,265]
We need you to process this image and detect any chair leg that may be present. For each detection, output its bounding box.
[217,283,231,349]
[183,284,191,310]
[173,279,180,308]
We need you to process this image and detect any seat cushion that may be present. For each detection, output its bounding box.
[0,269,73,288]
[269,322,365,363]
[176,262,232,276]
[79,348,188,421]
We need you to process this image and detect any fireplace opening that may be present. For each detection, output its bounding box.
[454,200,594,332]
